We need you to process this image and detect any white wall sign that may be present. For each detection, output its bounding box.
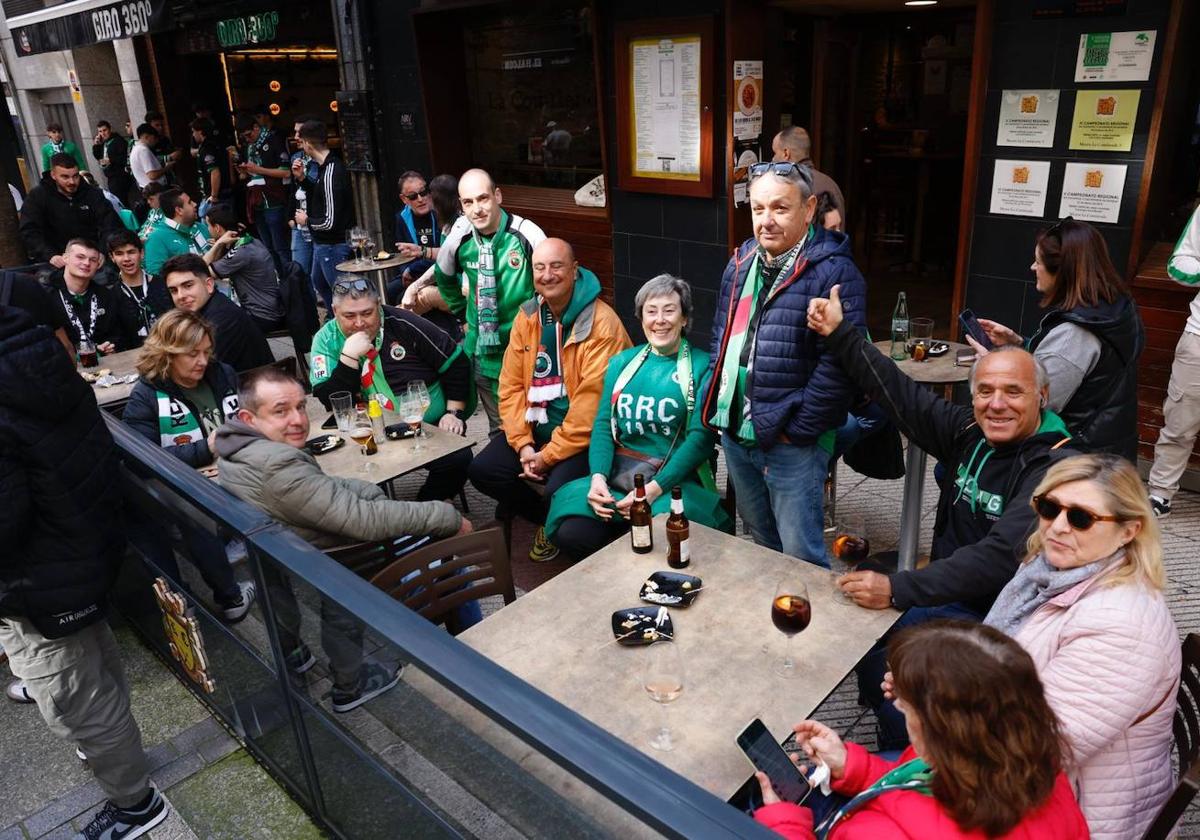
[996,90,1059,148]
[989,159,1052,217]
[1075,30,1156,83]
[1059,162,1127,224]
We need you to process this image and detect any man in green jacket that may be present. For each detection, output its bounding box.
[214,366,474,712]
[40,122,88,174]
[143,188,207,277]
[434,168,546,433]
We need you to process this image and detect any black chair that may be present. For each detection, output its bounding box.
[1142,633,1200,840]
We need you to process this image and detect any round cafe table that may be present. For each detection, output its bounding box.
[335,253,415,299]
[872,339,972,572]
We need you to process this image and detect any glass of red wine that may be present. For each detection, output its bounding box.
[831,513,870,605]
[771,578,811,679]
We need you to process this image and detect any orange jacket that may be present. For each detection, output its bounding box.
[500,286,631,467]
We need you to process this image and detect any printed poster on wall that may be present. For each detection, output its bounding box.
[996,90,1060,148]
[990,160,1052,217]
[1075,30,1155,82]
[733,60,763,141]
[1068,89,1139,151]
[1059,162,1127,224]
[630,36,702,179]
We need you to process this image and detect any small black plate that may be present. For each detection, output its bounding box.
[639,571,702,607]
[306,434,345,455]
[384,423,417,440]
[926,341,950,357]
[611,606,674,645]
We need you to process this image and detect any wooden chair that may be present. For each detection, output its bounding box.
[328,528,514,634]
[1142,633,1200,840]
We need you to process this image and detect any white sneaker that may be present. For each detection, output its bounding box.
[5,680,34,703]
[220,581,256,623]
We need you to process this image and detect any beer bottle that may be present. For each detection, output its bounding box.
[630,473,653,554]
[666,486,690,568]
[890,291,909,360]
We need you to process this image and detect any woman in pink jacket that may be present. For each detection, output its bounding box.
[753,621,1088,839]
[984,453,1179,839]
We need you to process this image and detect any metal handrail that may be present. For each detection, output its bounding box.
[105,416,776,839]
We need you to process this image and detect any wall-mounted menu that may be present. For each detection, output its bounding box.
[1068,89,1139,152]
[996,90,1060,148]
[990,159,1052,217]
[1059,162,1127,223]
[630,36,702,180]
[1075,30,1155,82]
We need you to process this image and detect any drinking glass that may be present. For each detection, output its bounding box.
[642,641,685,751]
[330,391,354,434]
[346,229,358,265]
[407,380,431,438]
[349,407,377,473]
[364,236,376,263]
[909,317,934,362]
[401,394,424,453]
[830,513,870,605]
[771,578,811,679]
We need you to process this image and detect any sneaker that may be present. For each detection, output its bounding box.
[5,680,33,703]
[331,663,402,713]
[286,644,317,675]
[220,580,256,623]
[1150,495,1171,520]
[76,746,87,762]
[529,526,560,563]
[76,786,168,839]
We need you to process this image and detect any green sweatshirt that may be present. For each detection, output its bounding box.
[41,140,88,173]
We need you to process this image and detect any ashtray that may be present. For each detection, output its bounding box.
[306,434,344,455]
[611,606,674,645]
[926,341,950,357]
[639,571,702,607]
[384,423,417,440]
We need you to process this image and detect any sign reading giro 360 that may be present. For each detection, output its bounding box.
[13,0,170,56]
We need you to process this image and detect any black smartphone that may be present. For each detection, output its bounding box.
[321,413,337,430]
[958,308,993,350]
[736,718,810,805]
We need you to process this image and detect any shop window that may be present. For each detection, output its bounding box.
[459,4,603,191]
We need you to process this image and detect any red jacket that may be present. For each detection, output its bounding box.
[755,744,1089,840]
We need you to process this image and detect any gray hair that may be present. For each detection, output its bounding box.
[748,161,815,200]
[968,345,1050,395]
[331,274,381,308]
[634,274,693,328]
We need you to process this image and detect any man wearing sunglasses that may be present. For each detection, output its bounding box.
[808,285,1076,748]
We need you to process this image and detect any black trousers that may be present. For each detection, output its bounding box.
[417,447,472,502]
[553,515,626,561]
[468,434,588,524]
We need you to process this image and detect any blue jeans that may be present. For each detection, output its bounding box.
[256,206,291,274]
[722,433,829,567]
[291,227,313,278]
[856,602,985,749]
[311,242,351,312]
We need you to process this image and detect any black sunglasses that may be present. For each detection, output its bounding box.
[332,277,373,296]
[1044,216,1074,239]
[747,161,814,188]
[402,187,431,201]
[1031,494,1123,531]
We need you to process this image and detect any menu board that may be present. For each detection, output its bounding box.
[630,36,702,180]
[1059,162,1127,224]
[1068,89,1139,152]
[335,90,375,174]
[1075,30,1155,82]
[733,60,763,141]
[996,90,1060,148]
[989,160,1052,218]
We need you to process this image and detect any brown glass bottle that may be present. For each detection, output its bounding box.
[665,486,690,568]
[629,474,653,554]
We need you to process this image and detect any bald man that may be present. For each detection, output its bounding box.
[434,168,546,432]
[772,127,846,231]
[469,237,631,562]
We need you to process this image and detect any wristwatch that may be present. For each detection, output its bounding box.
[448,409,466,420]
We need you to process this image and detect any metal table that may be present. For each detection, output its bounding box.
[335,254,415,300]
[81,346,143,408]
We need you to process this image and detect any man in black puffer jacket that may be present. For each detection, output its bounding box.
[0,307,168,835]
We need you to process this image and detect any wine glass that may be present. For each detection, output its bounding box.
[771,577,811,679]
[401,393,424,453]
[830,514,869,605]
[346,229,359,265]
[642,641,685,751]
[349,406,377,473]
[407,380,431,437]
[364,235,376,263]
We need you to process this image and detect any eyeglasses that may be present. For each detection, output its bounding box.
[332,277,373,296]
[402,187,431,201]
[747,161,814,189]
[1044,216,1074,239]
[1031,494,1124,531]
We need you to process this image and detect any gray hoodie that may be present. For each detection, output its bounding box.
[214,418,460,549]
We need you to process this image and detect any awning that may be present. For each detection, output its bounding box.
[10,0,172,57]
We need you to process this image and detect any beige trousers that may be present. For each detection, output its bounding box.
[0,616,151,808]
[1149,331,1200,502]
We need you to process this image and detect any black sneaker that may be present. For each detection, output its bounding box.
[75,786,168,839]
[1150,495,1171,520]
[220,581,256,623]
[331,663,402,713]
[286,644,317,675]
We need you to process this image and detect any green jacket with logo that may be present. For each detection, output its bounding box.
[825,322,1077,615]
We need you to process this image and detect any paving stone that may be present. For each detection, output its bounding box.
[196,733,240,765]
[169,718,224,757]
[150,752,207,793]
[21,780,105,839]
[0,825,26,840]
[31,823,77,840]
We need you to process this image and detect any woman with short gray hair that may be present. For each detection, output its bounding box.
[545,275,732,560]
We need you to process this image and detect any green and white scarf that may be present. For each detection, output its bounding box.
[156,392,203,447]
[473,228,501,351]
[815,757,934,839]
[526,304,564,424]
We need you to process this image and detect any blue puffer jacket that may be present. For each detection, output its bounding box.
[701,226,867,449]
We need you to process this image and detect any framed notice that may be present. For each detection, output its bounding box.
[615,17,714,198]
[997,90,1059,148]
[1075,30,1155,83]
[989,160,1052,217]
[1068,89,1139,152]
[1059,162,1127,224]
